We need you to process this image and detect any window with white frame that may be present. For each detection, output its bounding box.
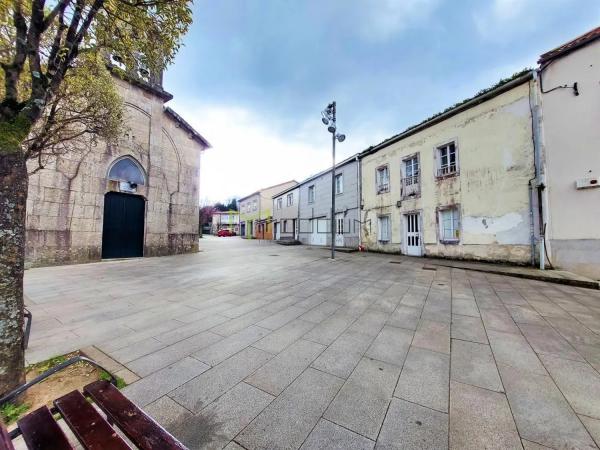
[308,185,315,203]
[336,217,344,235]
[404,156,419,184]
[335,173,343,195]
[252,200,257,211]
[439,207,460,242]
[276,198,282,210]
[377,215,391,243]
[436,142,457,176]
[402,155,420,197]
[287,192,294,206]
[376,165,389,194]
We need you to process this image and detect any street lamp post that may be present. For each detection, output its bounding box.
[321,101,346,260]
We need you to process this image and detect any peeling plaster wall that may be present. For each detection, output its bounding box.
[540,40,600,280]
[25,77,204,267]
[360,82,535,263]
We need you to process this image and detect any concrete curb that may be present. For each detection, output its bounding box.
[428,261,600,290]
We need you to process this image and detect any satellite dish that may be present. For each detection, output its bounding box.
[337,134,346,142]
[328,125,336,133]
[322,117,329,125]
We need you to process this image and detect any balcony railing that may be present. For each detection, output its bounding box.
[401,175,420,197]
[376,183,389,194]
[437,164,457,177]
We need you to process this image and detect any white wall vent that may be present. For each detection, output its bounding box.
[576,177,599,190]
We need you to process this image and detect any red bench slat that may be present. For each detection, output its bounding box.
[83,381,187,450]
[0,424,15,450]
[54,390,132,450]
[17,406,74,450]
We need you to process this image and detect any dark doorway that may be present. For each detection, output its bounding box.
[102,192,145,259]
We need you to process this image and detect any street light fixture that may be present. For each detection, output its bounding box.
[321,101,346,260]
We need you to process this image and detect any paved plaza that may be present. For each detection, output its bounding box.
[23,237,600,449]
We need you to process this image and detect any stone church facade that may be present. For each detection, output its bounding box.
[25,76,210,267]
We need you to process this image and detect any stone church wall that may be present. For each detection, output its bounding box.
[25,77,205,267]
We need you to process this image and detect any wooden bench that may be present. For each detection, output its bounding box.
[0,357,188,450]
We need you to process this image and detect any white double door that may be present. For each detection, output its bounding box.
[405,212,422,256]
[274,222,280,240]
[334,213,344,247]
[310,218,327,246]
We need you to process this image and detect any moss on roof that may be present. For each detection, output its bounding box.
[364,68,533,154]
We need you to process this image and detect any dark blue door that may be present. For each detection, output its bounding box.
[102,192,145,258]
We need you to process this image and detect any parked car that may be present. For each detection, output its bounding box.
[217,229,236,237]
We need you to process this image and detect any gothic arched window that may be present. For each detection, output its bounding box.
[108,157,146,185]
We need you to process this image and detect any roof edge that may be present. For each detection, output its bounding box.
[272,183,301,198]
[239,180,298,202]
[539,26,600,64]
[359,71,533,159]
[164,107,212,148]
[294,154,360,189]
[108,66,174,101]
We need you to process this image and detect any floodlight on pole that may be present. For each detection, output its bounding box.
[320,101,347,260]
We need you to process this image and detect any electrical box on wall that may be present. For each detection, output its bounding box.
[575,177,599,190]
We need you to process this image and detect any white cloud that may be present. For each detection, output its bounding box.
[170,102,388,204]
[358,0,442,41]
[473,0,574,41]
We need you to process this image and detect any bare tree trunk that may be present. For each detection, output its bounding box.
[0,152,27,396]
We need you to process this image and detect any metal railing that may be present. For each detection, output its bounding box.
[401,175,420,197]
[437,164,457,177]
[376,183,389,194]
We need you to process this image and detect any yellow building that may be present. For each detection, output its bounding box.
[359,72,536,264]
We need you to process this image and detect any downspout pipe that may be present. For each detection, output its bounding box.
[528,177,536,266]
[356,154,362,248]
[531,70,546,270]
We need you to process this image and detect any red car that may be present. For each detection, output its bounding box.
[217,229,236,237]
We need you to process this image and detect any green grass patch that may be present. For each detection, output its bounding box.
[99,370,127,389]
[0,402,30,425]
[27,355,68,373]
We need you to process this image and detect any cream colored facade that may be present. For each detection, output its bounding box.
[211,211,240,234]
[360,78,535,263]
[538,33,600,279]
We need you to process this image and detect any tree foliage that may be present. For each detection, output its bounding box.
[199,205,215,226]
[0,0,193,156]
[213,198,238,212]
[25,53,125,171]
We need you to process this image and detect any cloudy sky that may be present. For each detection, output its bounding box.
[163,0,599,204]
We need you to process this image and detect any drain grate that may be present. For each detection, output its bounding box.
[269,254,280,257]
[422,265,437,271]
[389,261,402,265]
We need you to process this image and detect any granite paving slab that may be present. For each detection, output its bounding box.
[449,381,521,450]
[376,398,448,450]
[24,237,600,449]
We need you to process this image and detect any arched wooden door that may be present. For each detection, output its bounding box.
[102,192,145,258]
